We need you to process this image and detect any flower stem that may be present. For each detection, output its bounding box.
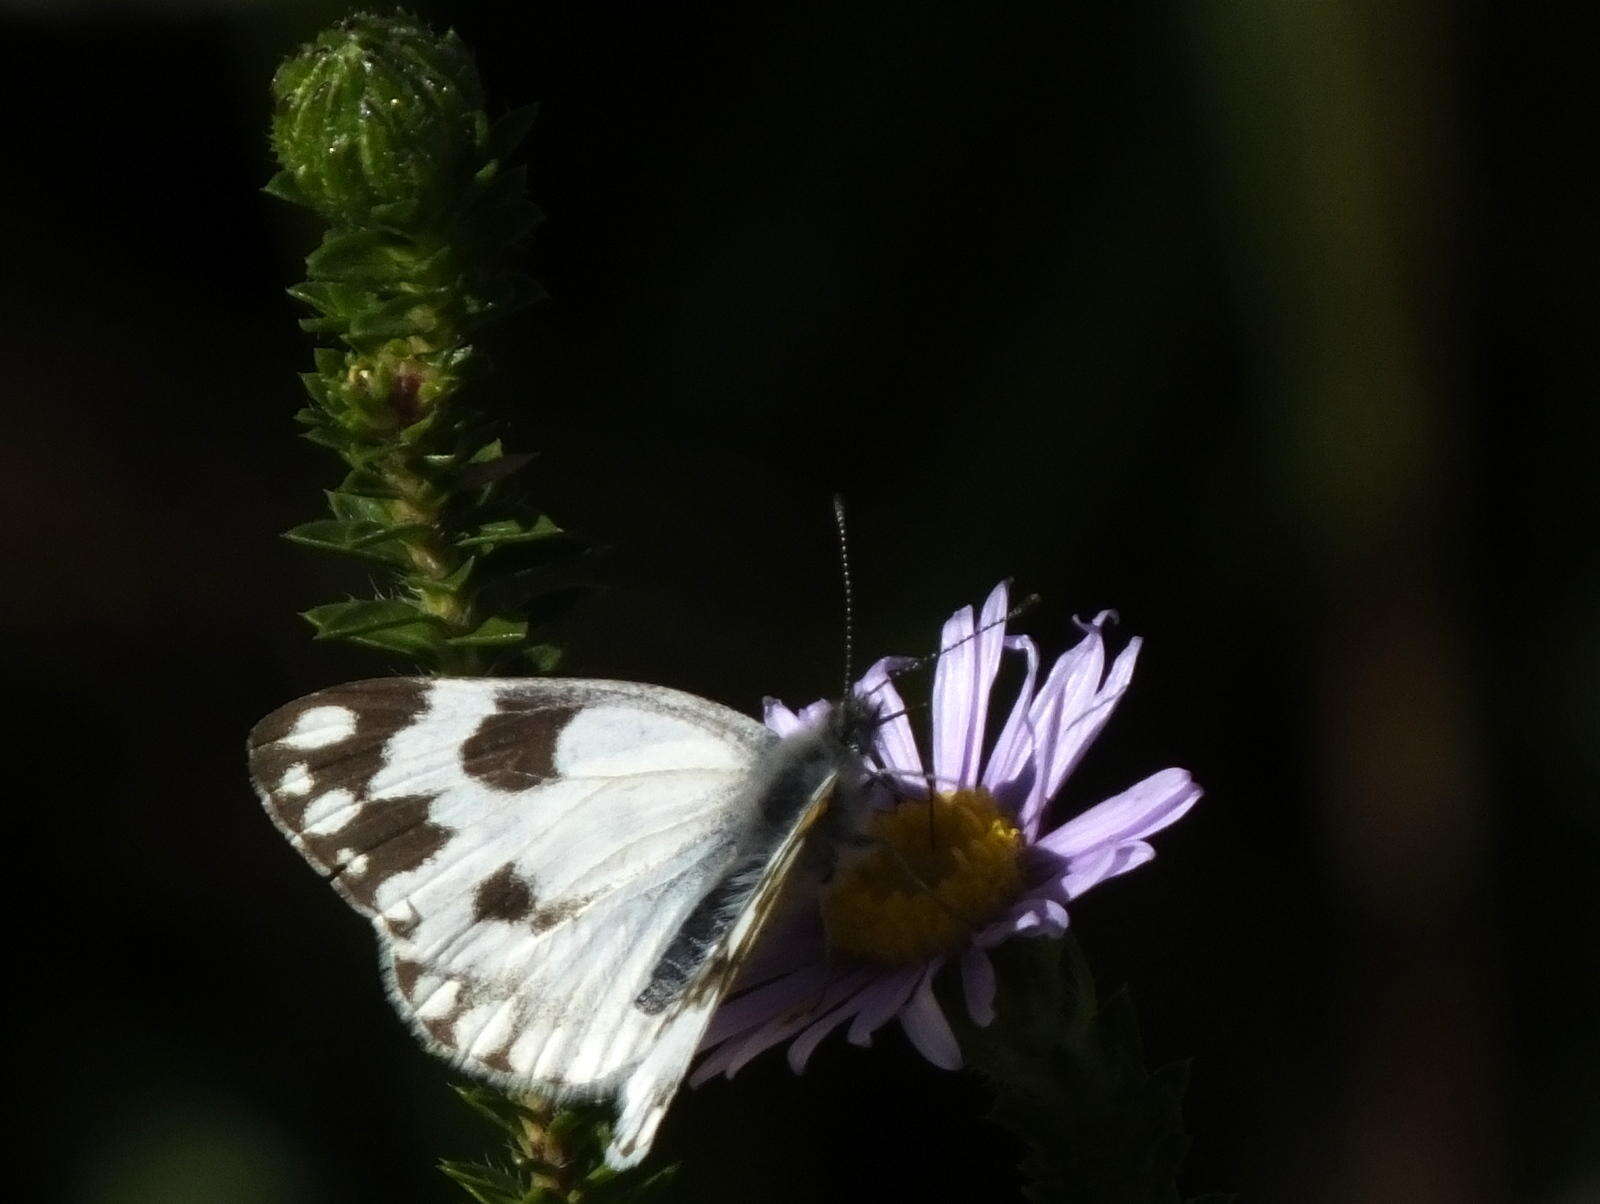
[268,12,578,676]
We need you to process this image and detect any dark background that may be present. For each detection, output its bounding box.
[4,1,1593,1200]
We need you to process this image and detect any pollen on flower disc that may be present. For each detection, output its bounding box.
[822,788,1024,966]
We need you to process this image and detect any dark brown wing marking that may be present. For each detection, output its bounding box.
[249,679,429,829]
[249,679,452,918]
[461,698,580,791]
[471,861,538,923]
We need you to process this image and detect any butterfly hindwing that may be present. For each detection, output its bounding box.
[248,676,842,1167]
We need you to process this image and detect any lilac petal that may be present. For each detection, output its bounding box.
[1095,840,1157,886]
[1057,845,1120,899]
[981,634,1041,811]
[762,697,802,736]
[798,699,832,727]
[932,582,1011,789]
[1040,636,1141,803]
[702,962,829,1047]
[855,655,923,786]
[787,975,878,1073]
[762,697,833,738]
[898,964,962,1070]
[1037,768,1201,860]
[930,602,977,786]
[696,969,874,1084]
[1014,619,1109,834]
[961,946,997,1027]
[845,964,923,1046]
[975,896,1070,946]
[1030,838,1162,906]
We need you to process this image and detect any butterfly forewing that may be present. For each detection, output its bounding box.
[250,676,838,1165]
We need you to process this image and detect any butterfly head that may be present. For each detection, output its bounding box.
[830,689,884,760]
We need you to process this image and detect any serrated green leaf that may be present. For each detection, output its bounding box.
[449,1086,525,1139]
[438,1160,531,1204]
[299,372,331,405]
[335,466,404,499]
[414,557,477,602]
[325,491,396,524]
[347,291,440,341]
[262,169,310,207]
[344,620,450,658]
[302,598,434,639]
[457,515,561,550]
[306,227,443,286]
[445,615,528,648]
[459,451,534,490]
[300,425,350,450]
[284,518,429,566]
[289,279,377,321]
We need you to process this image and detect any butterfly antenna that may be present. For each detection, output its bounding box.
[857,590,1043,705]
[832,494,855,702]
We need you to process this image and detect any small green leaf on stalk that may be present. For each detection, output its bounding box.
[437,1160,530,1204]
[415,558,478,601]
[342,620,452,659]
[457,515,562,550]
[325,491,394,523]
[450,1085,528,1139]
[446,616,530,648]
[302,598,436,639]
[284,518,430,566]
[307,228,447,286]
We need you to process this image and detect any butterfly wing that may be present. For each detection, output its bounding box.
[248,676,826,1167]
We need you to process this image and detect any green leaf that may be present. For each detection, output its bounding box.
[283,518,428,566]
[325,490,394,523]
[288,279,376,322]
[437,1160,533,1204]
[262,169,310,207]
[445,615,529,648]
[449,1086,526,1141]
[334,466,405,499]
[457,515,561,550]
[344,620,451,659]
[302,598,435,640]
[521,644,564,672]
[347,291,444,342]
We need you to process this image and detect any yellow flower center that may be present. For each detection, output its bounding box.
[822,788,1025,966]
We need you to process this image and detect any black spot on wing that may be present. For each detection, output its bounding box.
[472,861,538,922]
[461,699,580,791]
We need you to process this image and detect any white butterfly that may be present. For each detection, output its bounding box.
[248,675,872,1169]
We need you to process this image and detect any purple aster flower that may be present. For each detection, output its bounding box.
[693,581,1201,1081]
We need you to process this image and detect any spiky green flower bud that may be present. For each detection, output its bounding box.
[269,12,488,224]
